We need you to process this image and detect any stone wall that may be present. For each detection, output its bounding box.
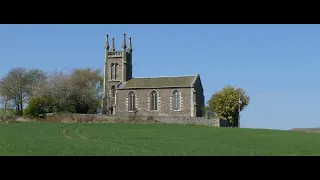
[48,113,231,127]
[116,87,193,117]
[133,116,231,127]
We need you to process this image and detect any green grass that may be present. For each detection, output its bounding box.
[1,122,320,156]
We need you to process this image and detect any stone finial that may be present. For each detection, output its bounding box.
[122,33,127,49]
[105,33,110,50]
[128,36,132,52]
[111,37,115,51]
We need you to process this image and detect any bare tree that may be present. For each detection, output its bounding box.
[0,68,46,116]
[0,68,24,115]
[67,68,103,114]
[46,70,74,112]
[25,69,47,100]
[29,68,103,114]
[0,92,12,122]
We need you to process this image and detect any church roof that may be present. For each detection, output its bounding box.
[118,75,199,89]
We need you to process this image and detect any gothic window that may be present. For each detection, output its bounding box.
[150,90,157,111]
[128,91,136,112]
[110,63,114,80]
[172,90,180,111]
[115,63,118,79]
[111,85,116,97]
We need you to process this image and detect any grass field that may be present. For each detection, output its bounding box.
[291,128,320,133]
[1,122,320,156]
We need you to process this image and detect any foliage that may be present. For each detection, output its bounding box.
[67,68,103,114]
[202,106,216,119]
[23,97,54,118]
[45,70,76,113]
[28,68,103,114]
[25,69,47,99]
[0,68,46,116]
[0,67,103,116]
[147,116,154,122]
[0,91,13,122]
[208,85,250,127]
[0,108,15,121]
[129,109,140,122]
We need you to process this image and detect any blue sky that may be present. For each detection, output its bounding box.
[1,24,320,130]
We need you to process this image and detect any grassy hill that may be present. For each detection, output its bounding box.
[1,122,320,156]
[291,128,320,133]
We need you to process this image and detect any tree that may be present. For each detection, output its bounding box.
[0,68,46,116]
[68,68,103,114]
[24,69,47,100]
[208,85,250,127]
[0,75,11,121]
[0,94,12,122]
[27,68,103,114]
[203,106,216,119]
[0,68,27,116]
[23,97,54,118]
[45,70,74,113]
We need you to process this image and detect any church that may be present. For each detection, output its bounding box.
[102,33,205,117]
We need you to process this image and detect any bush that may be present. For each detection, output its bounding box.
[0,108,15,121]
[24,97,54,118]
[129,109,140,122]
[147,116,154,122]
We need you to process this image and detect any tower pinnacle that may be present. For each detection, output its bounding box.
[122,33,127,49]
[128,36,132,52]
[105,34,110,50]
[111,38,115,51]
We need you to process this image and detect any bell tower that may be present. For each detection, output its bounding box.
[102,33,133,115]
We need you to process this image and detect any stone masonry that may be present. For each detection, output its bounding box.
[102,33,205,118]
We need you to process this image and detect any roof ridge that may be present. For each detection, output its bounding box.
[132,75,197,79]
[118,74,201,89]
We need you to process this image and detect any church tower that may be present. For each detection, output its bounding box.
[102,33,133,115]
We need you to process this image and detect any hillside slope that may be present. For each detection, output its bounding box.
[291,128,320,133]
[1,122,320,156]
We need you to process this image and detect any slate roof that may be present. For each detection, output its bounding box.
[118,75,199,89]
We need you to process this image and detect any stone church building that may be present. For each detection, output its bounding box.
[102,33,205,117]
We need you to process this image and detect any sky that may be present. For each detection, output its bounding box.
[1,24,320,130]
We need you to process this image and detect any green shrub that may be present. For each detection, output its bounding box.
[147,116,154,122]
[24,97,54,118]
[0,108,15,121]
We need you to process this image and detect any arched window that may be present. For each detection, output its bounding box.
[172,90,180,111]
[111,85,116,97]
[115,63,118,79]
[110,63,114,80]
[150,91,157,111]
[128,91,136,112]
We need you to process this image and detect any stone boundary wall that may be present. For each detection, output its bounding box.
[9,113,231,127]
[131,115,231,127]
[43,113,231,127]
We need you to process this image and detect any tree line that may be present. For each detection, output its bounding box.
[0,67,250,127]
[0,67,103,119]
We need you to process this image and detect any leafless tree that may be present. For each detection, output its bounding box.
[67,68,103,113]
[0,68,46,116]
[25,69,47,100]
[30,68,103,114]
[0,91,12,122]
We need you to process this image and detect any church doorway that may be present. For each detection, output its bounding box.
[108,107,114,115]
